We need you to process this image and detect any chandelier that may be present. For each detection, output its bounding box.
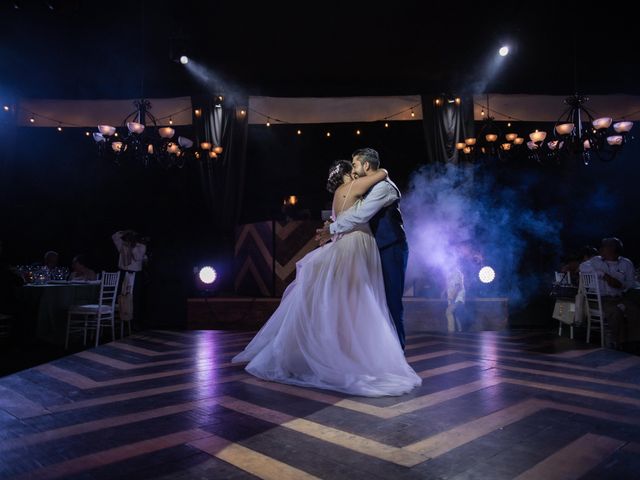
[526,94,633,165]
[456,96,526,161]
[92,99,196,168]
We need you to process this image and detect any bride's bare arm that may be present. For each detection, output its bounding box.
[350,169,388,197]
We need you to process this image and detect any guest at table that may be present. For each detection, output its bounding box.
[68,255,97,281]
[43,251,59,270]
[579,237,640,349]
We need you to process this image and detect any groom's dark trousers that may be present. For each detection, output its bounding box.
[369,181,409,350]
[378,241,409,349]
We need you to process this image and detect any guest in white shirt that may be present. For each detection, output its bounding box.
[68,255,97,281]
[112,230,148,329]
[445,267,465,332]
[579,237,640,348]
[112,231,146,273]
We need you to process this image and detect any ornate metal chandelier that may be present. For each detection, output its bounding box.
[92,99,195,168]
[526,94,633,165]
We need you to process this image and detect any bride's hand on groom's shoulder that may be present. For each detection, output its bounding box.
[315,221,332,246]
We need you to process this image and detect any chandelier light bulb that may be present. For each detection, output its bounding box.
[607,135,623,146]
[464,137,477,146]
[209,151,218,158]
[111,141,125,153]
[485,134,498,142]
[592,117,612,130]
[505,133,518,142]
[213,145,223,154]
[555,123,574,135]
[527,141,539,150]
[200,142,212,150]
[529,130,547,143]
[455,142,466,150]
[127,122,145,134]
[613,121,633,133]
[98,125,116,136]
[501,143,512,151]
[513,137,524,145]
[463,146,472,154]
[158,127,175,139]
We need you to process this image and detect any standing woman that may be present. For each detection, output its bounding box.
[112,230,147,328]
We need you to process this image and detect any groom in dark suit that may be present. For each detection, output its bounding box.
[316,148,409,349]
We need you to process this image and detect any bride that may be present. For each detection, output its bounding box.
[232,160,421,397]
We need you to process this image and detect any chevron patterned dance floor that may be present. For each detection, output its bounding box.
[1,330,640,479]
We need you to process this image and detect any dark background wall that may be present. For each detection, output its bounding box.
[2,120,639,327]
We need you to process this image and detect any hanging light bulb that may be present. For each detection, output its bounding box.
[356,129,361,135]
[410,109,415,117]
[57,125,63,132]
[326,132,331,137]
[297,129,302,135]
[384,122,389,128]
[29,117,35,123]
[169,118,173,125]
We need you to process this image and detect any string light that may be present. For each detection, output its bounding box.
[114,132,119,137]
[29,117,35,123]
[85,131,90,136]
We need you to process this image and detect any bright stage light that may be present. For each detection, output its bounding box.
[199,266,217,284]
[478,266,496,284]
[179,55,189,65]
[498,46,509,57]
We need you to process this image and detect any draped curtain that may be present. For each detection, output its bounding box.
[421,94,474,163]
[192,95,249,249]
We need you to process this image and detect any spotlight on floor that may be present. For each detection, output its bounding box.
[198,266,217,284]
[498,46,509,57]
[179,55,189,65]
[478,266,496,284]
[194,265,218,296]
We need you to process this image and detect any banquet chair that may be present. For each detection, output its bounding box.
[579,272,606,347]
[65,271,120,349]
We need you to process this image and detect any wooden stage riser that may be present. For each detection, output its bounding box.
[187,298,509,332]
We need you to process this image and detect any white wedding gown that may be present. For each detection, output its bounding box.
[232,207,421,397]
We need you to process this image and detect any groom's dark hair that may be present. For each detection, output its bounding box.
[352,147,380,170]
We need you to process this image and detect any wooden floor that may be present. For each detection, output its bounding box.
[1,329,640,479]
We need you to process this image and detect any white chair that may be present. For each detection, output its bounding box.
[65,271,120,349]
[579,272,606,347]
[554,271,572,285]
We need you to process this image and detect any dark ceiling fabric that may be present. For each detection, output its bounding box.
[421,94,474,163]
[192,96,249,248]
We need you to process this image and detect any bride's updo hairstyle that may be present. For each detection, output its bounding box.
[326,160,353,193]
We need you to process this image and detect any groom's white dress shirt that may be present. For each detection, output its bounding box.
[329,179,400,235]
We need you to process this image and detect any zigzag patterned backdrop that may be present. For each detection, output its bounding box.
[234,220,322,297]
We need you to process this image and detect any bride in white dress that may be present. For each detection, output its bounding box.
[232,160,421,397]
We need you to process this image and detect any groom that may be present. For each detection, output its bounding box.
[316,148,409,349]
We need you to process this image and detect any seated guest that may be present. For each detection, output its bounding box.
[560,245,598,284]
[43,250,59,270]
[68,255,97,281]
[579,237,640,348]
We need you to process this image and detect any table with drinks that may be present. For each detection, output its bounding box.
[16,266,100,345]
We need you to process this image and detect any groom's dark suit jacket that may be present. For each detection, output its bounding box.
[368,180,407,250]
